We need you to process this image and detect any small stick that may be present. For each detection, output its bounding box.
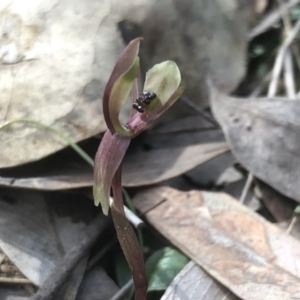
[278,0,297,98]
[286,215,297,234]
[0,277,32,284]
[109,279,133,300]
[30,215,109,300]
[249,0,300,39]
[240,173,253,204]
[110,197,144,229]
[284,50,296,98]
[268,18,300,97]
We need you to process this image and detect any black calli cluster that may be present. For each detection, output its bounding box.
[132,91,156,113]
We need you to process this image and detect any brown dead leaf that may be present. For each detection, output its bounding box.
[134,186,300,300]
[210,89,300,204]
[122,142,229,186]
[162,261,239,300]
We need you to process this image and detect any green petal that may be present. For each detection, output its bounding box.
[109,57,139,136]
[143,61,181,112]
[103,38,142,134]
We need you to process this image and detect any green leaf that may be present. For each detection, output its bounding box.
[146,247,189,292]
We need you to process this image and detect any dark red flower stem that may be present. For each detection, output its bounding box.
[111,166,147,300]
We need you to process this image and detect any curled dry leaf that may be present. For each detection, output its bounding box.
[134,186,300,300]
[210,90,300,204]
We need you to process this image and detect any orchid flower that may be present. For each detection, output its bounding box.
[93,37,183,300]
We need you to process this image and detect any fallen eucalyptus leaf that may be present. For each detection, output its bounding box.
[211,90,300,204]
[134,186,300,300]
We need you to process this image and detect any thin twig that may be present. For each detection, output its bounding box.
[249,0,300,39]
[268,18,300,97]
[284,49,296,97]
[240,173,254,204]
[30,215,109,300]
[110,197,144,229]
[0,277,33,284]
[277,0,300,72]
[278,0,297,98]
[286,215,298,234]
[109,279,133,300]
[125,207,144,229]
